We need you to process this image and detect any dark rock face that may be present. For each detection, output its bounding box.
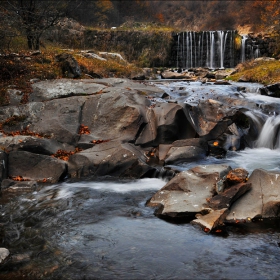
[68,141,155,178]
[8,151,67,183]
[0,152,8,183]
[208,182,251,210]
[260,83,280,98]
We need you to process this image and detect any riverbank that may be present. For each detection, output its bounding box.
[1,47,280,107]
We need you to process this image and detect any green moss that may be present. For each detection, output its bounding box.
[228,60,280,85]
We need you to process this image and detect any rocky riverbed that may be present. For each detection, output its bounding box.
[1,77,280,233]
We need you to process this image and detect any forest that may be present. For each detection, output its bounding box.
[1,1,280,48]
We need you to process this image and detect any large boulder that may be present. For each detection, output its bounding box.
[30,96,85,145]
[226,169,280,221]
[68,140,154,178]
[164,138,208,164]
[8,151,67,183]
[147,164,232,218]
[80,91,150,142]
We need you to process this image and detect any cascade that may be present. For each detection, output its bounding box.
[241,35,248,62]
[176,30,235,69]
[246,112,280,149]
[255,115,280,149]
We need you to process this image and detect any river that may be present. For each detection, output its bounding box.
[1,81,280,279]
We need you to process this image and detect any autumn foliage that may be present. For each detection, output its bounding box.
[51,147,82,161]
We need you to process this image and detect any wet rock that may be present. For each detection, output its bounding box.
[226,169,280,221]
[147,164,231,218]
[161,70,192,80]
[226,168,248,186]
[186,98,235,138]
[164,138,208,164]
[214,80,231,85]
[259,83,280,98]
[208,182,251,210]
[191,208,229,232]
[0,248,9,263]
[1,179,38,191]
[215,69,235,80]
[55,53,81,78]
[8,151,67,183]
[68,140,154,178]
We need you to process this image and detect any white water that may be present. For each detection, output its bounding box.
[178,31,234,69]
[241,35,248,62]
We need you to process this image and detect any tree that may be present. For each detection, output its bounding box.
[3,0,66,50]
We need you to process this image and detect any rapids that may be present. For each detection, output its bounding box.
[1,81,280,279]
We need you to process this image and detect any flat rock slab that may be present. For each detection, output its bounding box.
[30,79,107,101]
[208,182,251,210]
[147,164,231,217]
[226,169,280,221]
[192,208,229,232]
[0,136,74,155]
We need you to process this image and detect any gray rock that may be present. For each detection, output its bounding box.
[0,136,74,155]
[55,53,81,78]
[1,179,38,191]
[136,103,196,146]
[164,138,208,164]
[208,182,251,210]
[164,146,206,164]
[68,140,154,178]
[226,169,280,221]
[30,79,107,102]
[147,164,232,217]
[7,89,23,105]
[81,91,150,142]
[30,96,85,145]
[192,208,229,232]
[8,151,67,183]
[0,248,9,263]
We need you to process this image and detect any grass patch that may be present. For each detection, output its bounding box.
[0,46,143,106]
[227,59,280,85]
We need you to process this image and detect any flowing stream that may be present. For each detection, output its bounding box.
[1,82,280,279]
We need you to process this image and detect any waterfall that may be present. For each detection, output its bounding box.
[241,35,248,63]
[176,30,234,69]
[247,112,280,149]
[255,115,280,149]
